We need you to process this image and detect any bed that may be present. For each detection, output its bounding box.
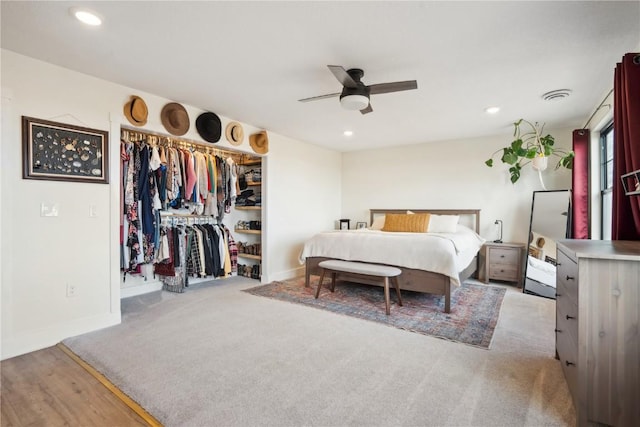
[300,209,484,313]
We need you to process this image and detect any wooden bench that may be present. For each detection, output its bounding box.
[315,260,403,315]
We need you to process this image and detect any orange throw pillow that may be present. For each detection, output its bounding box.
[381,213,430,233]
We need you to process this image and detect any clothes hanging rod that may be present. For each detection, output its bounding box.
[120,126,260,160]
[581,88,614,130]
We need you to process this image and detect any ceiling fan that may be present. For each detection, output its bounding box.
[298,65,418,115]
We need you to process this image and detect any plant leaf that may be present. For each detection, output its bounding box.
[511,139,523,151]
[485,159,494,167]
[508,164,521,183]
[557,152,574,170]
[525,148,537,159]
[501,148,518,165]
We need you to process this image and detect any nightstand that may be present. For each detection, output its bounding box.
[481,242,525,286]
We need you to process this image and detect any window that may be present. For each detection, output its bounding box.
[600,123,614,240]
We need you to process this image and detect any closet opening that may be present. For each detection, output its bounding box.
[119,127,263,298]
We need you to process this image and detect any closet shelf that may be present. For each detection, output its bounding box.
[239,159,262,166]
[238,253,261,260]
[235,206,261,210]
[234,228,261,235]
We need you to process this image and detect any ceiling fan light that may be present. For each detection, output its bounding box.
[340,94,369,111]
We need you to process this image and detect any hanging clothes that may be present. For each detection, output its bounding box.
[121,129,250,288]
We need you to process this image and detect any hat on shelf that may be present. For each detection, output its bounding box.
[160,102,190,136]
[225,121,244,146]
[249,130,269,155]
[123,95,148,127]
[196,112,222,143]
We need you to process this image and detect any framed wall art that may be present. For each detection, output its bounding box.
[22,116,109,184]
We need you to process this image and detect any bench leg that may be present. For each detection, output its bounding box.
[330,272,337,292]
[315,269,326,299]
[383,277,391,315]
[391,276,403,307]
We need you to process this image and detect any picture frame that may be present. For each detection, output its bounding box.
[356,221,367,229]
[22,116,109,184]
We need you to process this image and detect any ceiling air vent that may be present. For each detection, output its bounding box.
[542,89,572,101]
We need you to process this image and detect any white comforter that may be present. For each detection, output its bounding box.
[299,225,485,287]
[526,256,557,288]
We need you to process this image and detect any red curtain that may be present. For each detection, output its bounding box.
[571,129,590,238]
[612,53,640,240]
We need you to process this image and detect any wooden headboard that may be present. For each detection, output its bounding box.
[369,209,481,233]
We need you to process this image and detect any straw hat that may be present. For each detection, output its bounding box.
[225,122,244,146]
[160,102,190,136]
[123,95,148,127]
[195,112,222,143]
[249,131,269,155]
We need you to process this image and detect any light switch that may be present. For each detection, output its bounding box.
[40,202,59,217]
[89,205,98,217]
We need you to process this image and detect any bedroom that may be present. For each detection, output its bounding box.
[1,1,639,426]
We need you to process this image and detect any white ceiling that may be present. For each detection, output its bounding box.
[2,1,639,152]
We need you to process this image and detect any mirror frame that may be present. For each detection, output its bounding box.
[522,189,571,299]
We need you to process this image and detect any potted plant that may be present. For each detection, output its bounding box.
[485,119,574,184]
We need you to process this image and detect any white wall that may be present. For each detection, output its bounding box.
[1,50,341,359]
[341,131,573,244]
[263,134,342,282]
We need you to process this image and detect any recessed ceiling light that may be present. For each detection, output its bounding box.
[343,130,353,137]
[484,106,500,114]
[70,7,102,26]
[542,89,572,101]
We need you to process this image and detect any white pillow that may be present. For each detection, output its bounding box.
[370,215,385,230]
[427,214,460,233]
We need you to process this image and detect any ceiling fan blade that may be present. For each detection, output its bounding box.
[368,80,418,95]
[360,104,373,115]
[327,65,359,88]
[298,92,342,103]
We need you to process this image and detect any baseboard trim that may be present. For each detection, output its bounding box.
[120,281,163,299]
[57,343,163,427]
[1,312,121,360]
[265,266,304,283]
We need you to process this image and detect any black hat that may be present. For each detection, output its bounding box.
[196,112,222,143]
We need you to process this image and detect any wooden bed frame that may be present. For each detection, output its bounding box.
[304,209,481,313]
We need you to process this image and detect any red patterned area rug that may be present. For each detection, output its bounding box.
[244,277,506,349]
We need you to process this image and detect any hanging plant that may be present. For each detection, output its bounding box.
[485,119,574,184]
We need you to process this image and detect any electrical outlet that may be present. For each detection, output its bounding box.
[66,284,77,297]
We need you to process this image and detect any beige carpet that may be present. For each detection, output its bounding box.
[64,277,575,426]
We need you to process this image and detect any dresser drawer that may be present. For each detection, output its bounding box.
[556,328,578,405]
[488,264,518,281]
[488,247,519,265]
[556,250,578,297]
[556,292,578,345]
[556,274,578,307]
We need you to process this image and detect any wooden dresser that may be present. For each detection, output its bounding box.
[555,240,640,427]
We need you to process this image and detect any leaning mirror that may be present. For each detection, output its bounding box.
[523,190,571,299]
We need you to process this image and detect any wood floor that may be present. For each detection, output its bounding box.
[1,344,156,426]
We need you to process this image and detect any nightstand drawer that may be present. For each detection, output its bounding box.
[489,264,518,281]
[488,247,519,265]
